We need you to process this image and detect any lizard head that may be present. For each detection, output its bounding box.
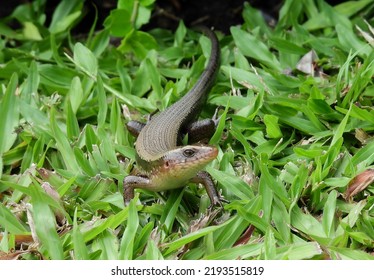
[157,145,218,184]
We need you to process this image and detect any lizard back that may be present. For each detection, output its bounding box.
[135,27,220,162]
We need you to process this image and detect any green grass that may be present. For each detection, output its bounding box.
[0,0,374,260]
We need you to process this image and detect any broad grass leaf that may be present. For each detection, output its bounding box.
[22,60,39,103]
[213,214,252,250]
[291,206,328,243]
[242,2,271,36]
[231,26,282,71]
[39,64,77,89]
[210,103,228,145]
[74,43,98,76]
[276,242,322,260]
[49,0,82,34]
[162,219,230,256]
[73,147,97,176]
[96,76,107,129]
[160,190,184,234]
[134,221,154,257]
[205,243,264,260]
[207,167,254,200]
[103,9,132,37]
[119,31,158,59]
[335,0,374,16]
[50,107,80,172]
[349,105,374,125]
[264,228,276,260]
[263,114,282,138]
[94,230,119,260]
[31,184,64,260]
[119,200,139,260]
[349,138,374,168]
[259,161,289,206]
[0,73,19,155]
[270,37,308,55]
[229,127,254,159]
[145,240,164,260]
[82,207,129,245]
[0,203,28,234]
[272,197,291,243]
[329,247,374,260]
[336,24,371,57]
[72,208,89,260]
[322,190,337,237]
[68,77,83,114]
[66,102,79,140]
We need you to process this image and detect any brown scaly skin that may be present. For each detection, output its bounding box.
[124,27,223,207]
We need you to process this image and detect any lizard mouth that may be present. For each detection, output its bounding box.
[199,145,218,161]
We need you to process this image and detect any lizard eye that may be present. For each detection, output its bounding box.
[183,148,196,158]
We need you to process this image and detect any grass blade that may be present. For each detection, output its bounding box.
[72,208,89,260]
[50,107,80,172]
[0,73,19,175]
[30,184,64,260]
[322,190,337,238]
[0,203,28,234]
[119,200,139,260]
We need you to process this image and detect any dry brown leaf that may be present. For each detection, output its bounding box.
[356,22,374,47]
[296,50,319,75]
[187,208,221,234]
[345,169,374,200]
[0,234,34,244]
[0,249,43,260]
[234,210,263,246]
[26,203,40,244]
[355,128,370,144]
[41,182,66,224]
[234,224,256,246]
[0,251,25,260]
[41,182,61,201]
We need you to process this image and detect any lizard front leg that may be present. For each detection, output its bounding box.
[123,175,150,205]
[190,171,223,207]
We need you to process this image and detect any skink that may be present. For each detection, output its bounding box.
[124,27,222,206]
